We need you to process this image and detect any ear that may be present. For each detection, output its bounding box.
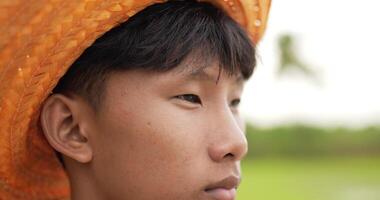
[40,94,93,163]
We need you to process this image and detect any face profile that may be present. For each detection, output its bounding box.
[41,58,248,200]
[0,0,272,199]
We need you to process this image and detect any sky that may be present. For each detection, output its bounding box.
[241,0,380,128]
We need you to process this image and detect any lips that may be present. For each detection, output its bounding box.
[204,176,240,200]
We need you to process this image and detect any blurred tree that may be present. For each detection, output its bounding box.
[277,34,321,84]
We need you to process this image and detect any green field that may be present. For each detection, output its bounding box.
[237,157,380,200]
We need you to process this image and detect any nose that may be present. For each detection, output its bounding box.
[207,111,248,163]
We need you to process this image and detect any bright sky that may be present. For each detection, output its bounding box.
[241,0,380,128]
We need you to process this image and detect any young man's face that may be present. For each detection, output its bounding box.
[64,60,248,200]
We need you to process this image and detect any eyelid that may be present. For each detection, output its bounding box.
[174,94,202,105]
[230,98,241,107]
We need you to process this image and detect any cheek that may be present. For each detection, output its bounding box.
[109,101,202,161]
[91,98,207,198]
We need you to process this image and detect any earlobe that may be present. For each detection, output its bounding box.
[40,94,93,163]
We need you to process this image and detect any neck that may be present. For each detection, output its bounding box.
[64,158,105,200]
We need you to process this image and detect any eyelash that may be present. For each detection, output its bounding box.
[175,94,202,105]
[175,94,241,108]
[230,99,241,107]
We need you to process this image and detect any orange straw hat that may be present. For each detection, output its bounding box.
[0,0,271,199]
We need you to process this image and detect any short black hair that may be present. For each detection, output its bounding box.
[53,0,256,109]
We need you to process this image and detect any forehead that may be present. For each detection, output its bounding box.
[105,61,245,98]
[99,62,245,113]
[169,55,245,85]
[104,54,246,95]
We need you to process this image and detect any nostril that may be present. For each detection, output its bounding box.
[224,153,234,158]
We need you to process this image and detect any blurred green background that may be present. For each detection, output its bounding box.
[237,0,380,199]
[237,124,380,200]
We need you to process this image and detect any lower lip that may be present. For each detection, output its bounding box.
[204,188,237,200]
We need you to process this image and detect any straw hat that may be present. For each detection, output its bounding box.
[0,0,271,199]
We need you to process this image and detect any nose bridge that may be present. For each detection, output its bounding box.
[208,107,248,162]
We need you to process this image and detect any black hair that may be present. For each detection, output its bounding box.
[53,0,256,109]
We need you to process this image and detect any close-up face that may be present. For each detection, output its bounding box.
[82,60,248,200]
[0,0,273,200]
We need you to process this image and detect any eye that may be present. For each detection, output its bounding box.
[175,94,202,105]
[230,98,241,107]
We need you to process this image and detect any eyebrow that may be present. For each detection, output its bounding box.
[187,67,244,85]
